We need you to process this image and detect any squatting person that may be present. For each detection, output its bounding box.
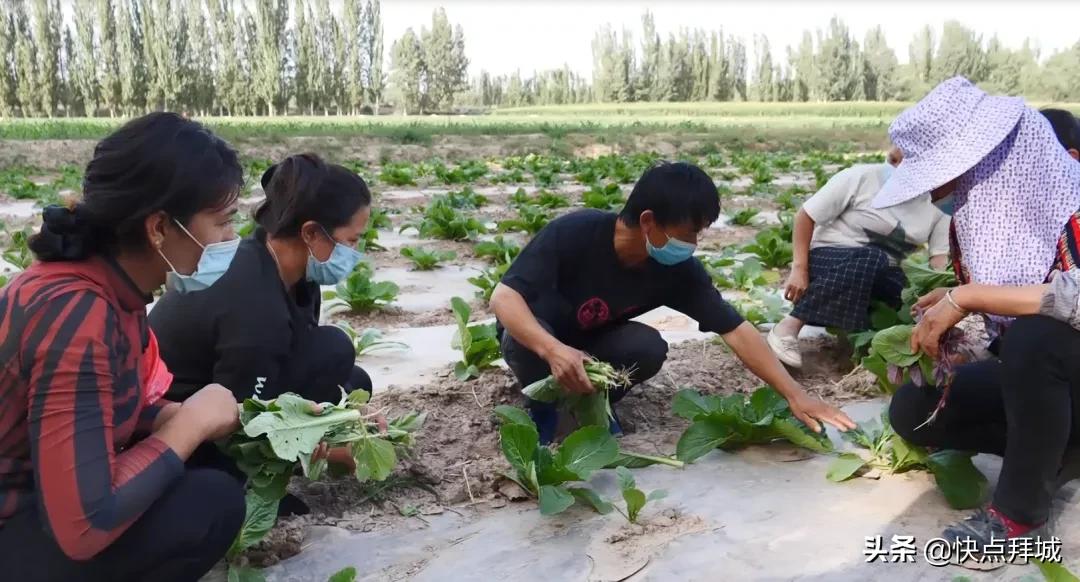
[767,145,951,368]
[879,78,1080,558]
[150,153,375,515]
[0,113,245,581]
[490,161,856,444]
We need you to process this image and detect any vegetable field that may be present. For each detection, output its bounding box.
[2,134,1077,581]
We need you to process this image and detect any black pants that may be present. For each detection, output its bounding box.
[501,319,668,407]
[0,468,245,582]
[287,324,373,403]
[889,315,1080,525]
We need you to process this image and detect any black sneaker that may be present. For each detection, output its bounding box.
[942,508,1040,571]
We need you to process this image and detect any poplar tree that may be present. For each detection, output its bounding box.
[254,0,287,115]
[71,0,97,115]
[96,0,120,115]
[362,0,384,113]
[390,27,423,114]
[31,0,61,116]
[13,0,39,116]
[0,3,16,116]
[344,0,362,113]
[116,0,146,114]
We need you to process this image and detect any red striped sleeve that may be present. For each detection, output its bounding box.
[134,398,169,435]
[24,290,183,561]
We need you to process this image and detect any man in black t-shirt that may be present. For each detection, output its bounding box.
[491,161,856,444]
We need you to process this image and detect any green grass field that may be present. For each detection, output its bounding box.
[2,101,1076,143]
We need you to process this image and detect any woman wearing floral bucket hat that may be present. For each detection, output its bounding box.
[880,77,1080,567]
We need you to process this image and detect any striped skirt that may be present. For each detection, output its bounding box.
[790,245,906,331]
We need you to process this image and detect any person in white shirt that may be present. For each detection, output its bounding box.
[766,147,951,367]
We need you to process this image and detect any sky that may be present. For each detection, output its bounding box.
[381,1,1080,77]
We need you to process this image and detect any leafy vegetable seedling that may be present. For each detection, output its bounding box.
[494,405,681,517]
[826,411,988,510]
[435,187,488,210]
[733,288,789,327]
[497,204,551,235]
[3,228,33,270]
[379,163,417,186]
[535,190,570,209]
[473,235,521,265]
[582,183,625,210]
[450,296,501,380]
[323,262,399,314]
[335,323,408,356]
[400,199,488,241]
[727,208,761,226]
[673,386,833,463]
[899,255,956,312]
[613,466,667,524]
[400,246,457,270]
[742,228,793,269]
[467,261,510,303]
[494,405,618,516]
[361,207,393,251]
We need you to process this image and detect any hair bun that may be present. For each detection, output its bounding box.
[42,205,82,233]
[32,204,93,260]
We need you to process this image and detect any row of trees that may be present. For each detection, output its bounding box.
[0,0,473,117]
[462,14,1080,107]
[1,2,1078,117]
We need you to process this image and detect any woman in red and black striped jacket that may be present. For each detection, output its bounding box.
[0,113,246,582]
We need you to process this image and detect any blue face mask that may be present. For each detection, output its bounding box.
[646,230,696,266]
[160,220,239,294]
[306,227,363,285]
[933,194,955,216]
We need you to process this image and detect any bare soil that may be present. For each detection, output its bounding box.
[245,332,869,566]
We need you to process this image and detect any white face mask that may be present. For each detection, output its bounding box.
[158,219,240,294]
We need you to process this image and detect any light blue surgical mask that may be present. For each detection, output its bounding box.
[306,227,363,285]
[933,194,955,216]
[646,230,696,266]
[160,220,240,294]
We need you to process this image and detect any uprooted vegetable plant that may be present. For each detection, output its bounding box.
[522,359,632,429]
[861,323,972,397]
[826,411,988,510]
[673,386,833,463]
[222,390,425,579]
